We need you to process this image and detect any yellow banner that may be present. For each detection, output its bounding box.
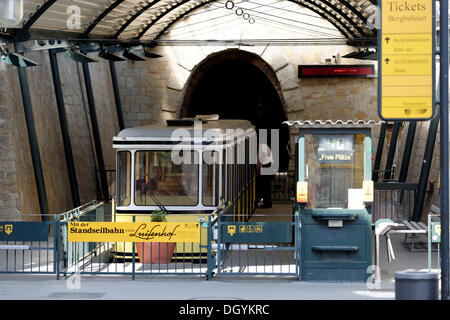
[68,222,200,243]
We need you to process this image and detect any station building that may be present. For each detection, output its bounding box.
[0,0,442,223]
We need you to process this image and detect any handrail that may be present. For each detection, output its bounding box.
[57,200,104,222]
[374,182,419,191]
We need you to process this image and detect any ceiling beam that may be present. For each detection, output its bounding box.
[83,0,128,36]
[11,0,59,42]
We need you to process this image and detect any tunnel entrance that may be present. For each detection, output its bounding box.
[181,50,290,172]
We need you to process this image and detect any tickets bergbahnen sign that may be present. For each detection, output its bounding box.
[379,0,436,120]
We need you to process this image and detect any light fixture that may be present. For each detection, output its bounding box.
[65,48,98,63]
[0,51,39,67]
[143,46,163,58]
[359,52,377,60]
[98,47,126,61]
[341,51,361,59]
[342,49,376,60]
[0,0,23,28]
[123,47,147,61]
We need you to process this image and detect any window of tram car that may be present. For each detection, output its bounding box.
[202,151,219,206]
[304,133,365,209]
[117,151,131,206]
[134,150,199,206]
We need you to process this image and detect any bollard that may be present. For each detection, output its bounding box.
[395,270,439,300]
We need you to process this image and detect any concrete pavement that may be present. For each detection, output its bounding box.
[0,274,395,300]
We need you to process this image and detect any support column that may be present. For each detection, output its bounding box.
[17,66,49,219]
[439,0,449,300]
[384,121,401,181]
[398,121,417,183]
[372,122,386,182]
[81,60,109,202]
[49,49,80,208]
[412,105,439,222]
[109,61,125,131]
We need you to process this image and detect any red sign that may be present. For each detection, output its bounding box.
[298,65,375,78]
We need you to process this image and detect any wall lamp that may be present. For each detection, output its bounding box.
[123,47,146,61]
[65,48,98,63]
[143,46,163,58]
[0,49,39,67]
[99,47,126,61]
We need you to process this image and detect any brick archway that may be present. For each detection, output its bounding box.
[178,49,287,119]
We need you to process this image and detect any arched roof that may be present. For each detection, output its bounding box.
[5,0,377,44]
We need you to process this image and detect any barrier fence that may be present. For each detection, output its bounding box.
[0,200,301,280]
[216,212,299,277]
[0,219,58,275]
[62,213,215,280]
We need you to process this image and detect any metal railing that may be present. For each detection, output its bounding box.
[216,221,299,276]
[215,201,299,277]
[63,213,216,280]
[0,201,104,279]
[372,168,397,182]
[59,200,104,276]
[373,182,418,223]
[1,193,299,280]
[0,218,58,275]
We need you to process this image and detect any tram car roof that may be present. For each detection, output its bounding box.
[113,117,255,146]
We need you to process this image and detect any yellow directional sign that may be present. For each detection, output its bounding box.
[379,0,435,120]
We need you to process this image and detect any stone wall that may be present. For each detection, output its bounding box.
[0,50,119,220]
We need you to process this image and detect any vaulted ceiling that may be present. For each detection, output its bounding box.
[6,0,377,43]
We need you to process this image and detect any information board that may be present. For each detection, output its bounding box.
[379,0,435,120]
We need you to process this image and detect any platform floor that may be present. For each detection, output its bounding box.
[0,201,444,299]
[249,201,294,222]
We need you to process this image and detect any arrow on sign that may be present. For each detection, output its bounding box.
[384,58,390,65]
[385,37,390,44]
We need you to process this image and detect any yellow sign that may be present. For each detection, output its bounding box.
[238,225,263,233]
[296,181,308,203]
[362,181,374,203]
[5,224,12,235]
[227,225,236,236]
[68,222,200,243]
[380,0,435,120]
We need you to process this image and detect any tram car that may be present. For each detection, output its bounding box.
[112,115,257,261]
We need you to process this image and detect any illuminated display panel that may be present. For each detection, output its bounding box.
[298,65,375,78]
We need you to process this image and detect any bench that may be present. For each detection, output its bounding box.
[400,205,440,251]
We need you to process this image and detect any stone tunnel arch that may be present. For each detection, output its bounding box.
[179,49,291,171]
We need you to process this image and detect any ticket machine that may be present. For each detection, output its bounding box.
[293,121,375,282]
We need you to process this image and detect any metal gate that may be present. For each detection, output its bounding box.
[215,207,300,277]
